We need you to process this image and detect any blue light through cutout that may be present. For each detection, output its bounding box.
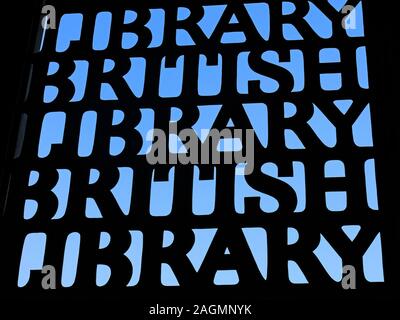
[20,1,382,288]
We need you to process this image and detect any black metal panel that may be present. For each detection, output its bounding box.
[0,0,398,311]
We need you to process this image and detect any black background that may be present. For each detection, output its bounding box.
[0,0,398,315]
